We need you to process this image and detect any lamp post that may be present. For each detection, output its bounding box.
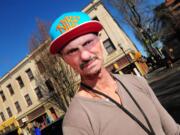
[118,43,132,65]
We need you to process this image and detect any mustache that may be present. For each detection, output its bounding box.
[80,56,98,70]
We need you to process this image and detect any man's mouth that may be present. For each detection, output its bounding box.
[80,56,98,70]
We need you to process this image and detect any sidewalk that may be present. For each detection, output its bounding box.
[146,60,180,84]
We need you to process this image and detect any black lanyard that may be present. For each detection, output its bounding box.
[81,79,156,135]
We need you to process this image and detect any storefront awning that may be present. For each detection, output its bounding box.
[0,116,18,131]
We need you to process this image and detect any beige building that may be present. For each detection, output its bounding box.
[0,0,148,134]
[0,45,63,134]
[83,0,148,75]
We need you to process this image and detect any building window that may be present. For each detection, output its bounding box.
[16,76,24,88]
[36,60,45,74]
[24,94,32,106]
[35,87,43,99]
[26,68,34,81]
[0,112,5,121]
[6,107,12,117]
[15,101,22,113]
[0,91,6,101]
[49,107,58,121]
[7,84,14,95]
[103,39,116,54]
[92,16,99,21]
[45,79,54,92]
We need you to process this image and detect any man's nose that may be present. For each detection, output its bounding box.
[79,47,92,61]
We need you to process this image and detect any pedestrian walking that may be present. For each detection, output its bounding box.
[33,122,41,135]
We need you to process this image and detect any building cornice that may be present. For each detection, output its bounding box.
[82,0,102,13]
[0,39,50,84]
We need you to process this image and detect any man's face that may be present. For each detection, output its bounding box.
[60,33,104,77]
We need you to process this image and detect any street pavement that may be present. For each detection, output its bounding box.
[146,61,180,124]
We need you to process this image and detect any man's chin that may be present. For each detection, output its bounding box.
[81,68,101,79]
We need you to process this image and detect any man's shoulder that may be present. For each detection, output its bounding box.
[64,96,83,116]
[63,96,95,134]
[63,95,87,125]
[113,74,142,83]
[113,74,150,95]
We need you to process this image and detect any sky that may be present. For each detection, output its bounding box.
[0,0,163,77]
[0,0,91,77]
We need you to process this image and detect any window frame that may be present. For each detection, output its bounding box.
[0,90,6,101]
[7,84,14,95]
[103,39,116,54]
[16,76,24,88]
[0,112,6,121]
[24,94,32,106]
[15,101,22,113]
[34,87,43,100]
[25,68,34,81]
[45,79,55,92]
[36,60,45,74]
[6,107,12,118]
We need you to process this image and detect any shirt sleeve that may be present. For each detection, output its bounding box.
[62,98,93,135]
[138,76,180,135]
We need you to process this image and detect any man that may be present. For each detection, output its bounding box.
[49,12,179,135]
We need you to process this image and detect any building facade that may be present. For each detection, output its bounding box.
[0,0,148,134]
[83,0,148,75]
[0,48,63,134]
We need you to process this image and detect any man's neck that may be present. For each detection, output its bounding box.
[81,68,117,93]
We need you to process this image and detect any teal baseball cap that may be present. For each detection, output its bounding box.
[49,11,103,54]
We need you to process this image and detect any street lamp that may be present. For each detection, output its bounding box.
[118,43,132,65]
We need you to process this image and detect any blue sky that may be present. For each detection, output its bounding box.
[0,0,91,77]
[0,0,163,77]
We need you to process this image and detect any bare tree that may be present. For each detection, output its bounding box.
[106,0,159,57]
[29,18,51,52]
[153,4,180,41]
[29,19,79,113]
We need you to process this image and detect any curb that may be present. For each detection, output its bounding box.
[147,67,180,84]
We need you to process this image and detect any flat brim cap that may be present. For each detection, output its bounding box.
[49,12,103,54]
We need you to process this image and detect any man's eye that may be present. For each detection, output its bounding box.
[83,40,93,47]
[66,49,78,55]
